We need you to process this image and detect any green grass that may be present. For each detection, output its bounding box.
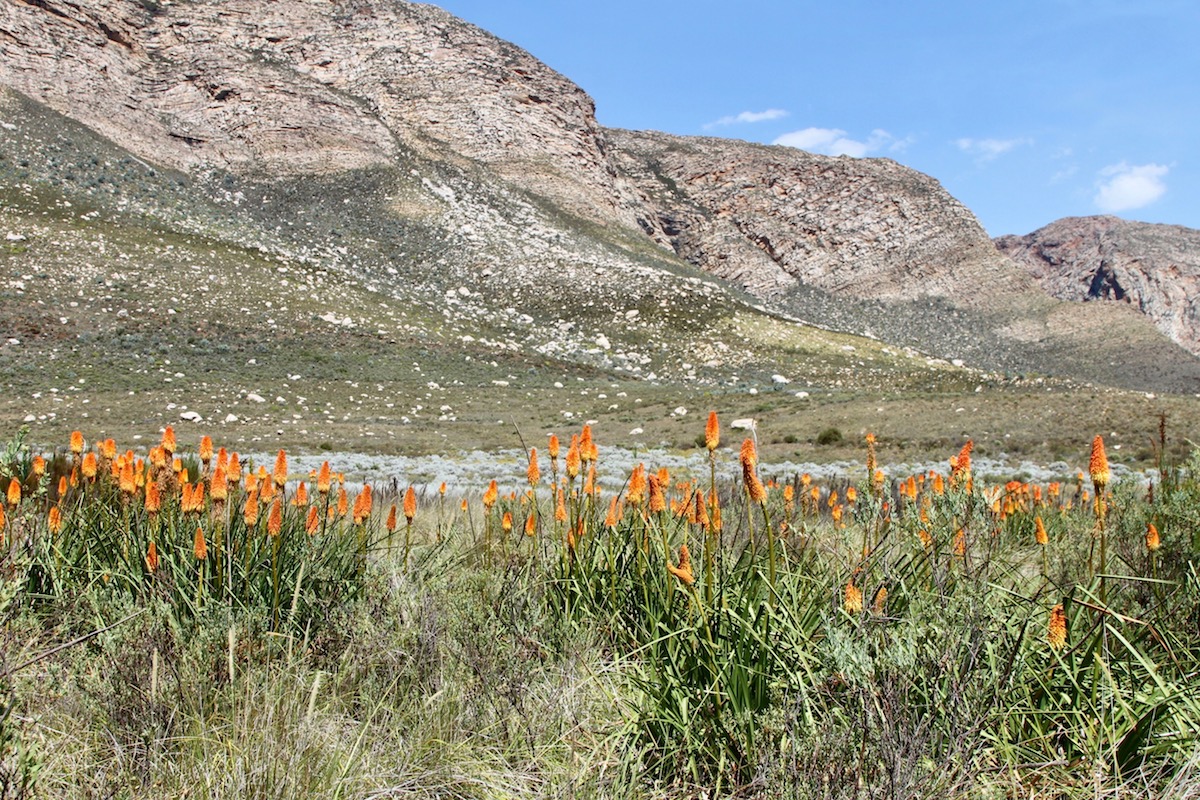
[3,422,1200,798]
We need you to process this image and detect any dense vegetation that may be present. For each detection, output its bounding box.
[1,418,1198,798]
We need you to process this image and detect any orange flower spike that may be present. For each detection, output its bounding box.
[386,503,398,533]
[191,481,205,512]
[1089,435,1110,492]
[524,512,537,537]
[292,481,309,508]
[705,411,720,452]
[548,433,561,460]
[695,491,710,530]
[69,430,85,456]
[100,438,116,460]
[1146,522,1161,552]
[404,486,417,523]
[211,464,228,503]
[194,527,208,561]
[952,440,973,480]
[273,450,288,490]
[48,505,62,533]
[846,486,858,504]
[1048,604,1067,650]
[953,529,967,556]
[648,474,667,513]
[1035,516,1048,546]
[216,447,228,471]
[584,463,597,496]
[605,496,620,528]
[844,582,864,615]
[555,490,567,523]
[81,452,98,479]
[783,485,795,503]
[199,435,213,466]
[828,490,839,508]
[565,436,581,479]
[245,471,258,494]
[145,481,162,514]
[228,454,242,486]
[580,424,598,463]
[161,426,176,456]
[6,478,20,508]
[32,455,46,479]
[337,487,349,517]
[527,448,540,486]
[316,461,331,495]
[626,464,647,505]
[439,482,447,497]
[667,544,696,586]
[267,497,283,537]
[482,480,498,511]
[739,437,757,470]
[502,511,513,533]
[145,540,159,574]
[243,489,260,527]
[305,505,320,535]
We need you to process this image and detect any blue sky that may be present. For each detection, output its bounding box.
[431,1,1198,236]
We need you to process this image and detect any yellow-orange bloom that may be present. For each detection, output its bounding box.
[565,436,581,479]
[352,486,372,525]
[267,497,283,537]
[48,505,62,533]
[439,481,447,496]
[211,465,228,503]
[119,461,136,495]
[306,505,320,535]
[292,481,309,508]
[951,440,973,482]
[1089,435,1110,492]
[273,450,288,489]
[580,424,598,463]
[667,544,695,585]
[194,526,207,561]
[605,496,620,528]
[626,464,647,505]
[6,478,20,508]
[1048,604,1067,650]
[386,503,398,533]
[145,481,161,514]
[69,430,84,455]
[81,452,98,479]
[705,411,719,452]
[525,511,537,537]
[871,586,888,616]
[648,474,666,513]
[317,461,331,495]
[161,426,176,456]
[32,455,46,478]
[199,435,213,465]
[145,540,159,574]
[745,469,767,504]
[555,490,567,523]
[404,486,416,523]
[844,582,863,615]
[527,448,540,486]
[1146,522,1161,552]
[482,480,498,511]
[739,438,757,470]
[244,489,260,527]
[228,453,241,486]
[918,528,932,548]
[502,511,513,533]
[1035,516,1048,546]
[337,487,349,517]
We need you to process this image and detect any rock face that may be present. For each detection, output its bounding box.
[996,217,1200,355]
[611,130,1029,307]
[0,0,658,233]
[2,0,1198,391]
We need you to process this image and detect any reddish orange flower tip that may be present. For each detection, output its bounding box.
[705,411,719,452]
[1089,435,1110,491]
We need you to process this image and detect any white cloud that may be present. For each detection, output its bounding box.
[955,137,1033,161]
[773,127,894,158]
[1093,162,1168,212]
[703,108,789,130]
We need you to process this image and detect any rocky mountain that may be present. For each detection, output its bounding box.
[996,216,1200,357]
[2,0,1200,460]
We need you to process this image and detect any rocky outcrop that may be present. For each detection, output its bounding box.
[610,130,1031,308]
[996,216,1200,355]
[0,0,660,234]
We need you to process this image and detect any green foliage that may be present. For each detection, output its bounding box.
[816,427,843,446]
